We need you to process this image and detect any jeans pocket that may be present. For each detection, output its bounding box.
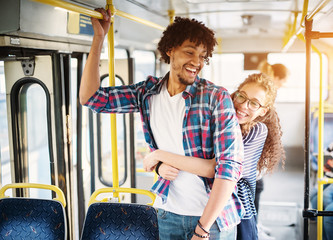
[157,208,168,219]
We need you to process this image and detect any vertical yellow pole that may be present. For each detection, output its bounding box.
[316,49,324,240]
[291,12,298,36]
[106,0,119,199]
[168,9,175,23]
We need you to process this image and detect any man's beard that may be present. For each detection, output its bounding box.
[177,74,195,86]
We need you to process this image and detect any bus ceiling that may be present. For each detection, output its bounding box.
[0,0,332,53]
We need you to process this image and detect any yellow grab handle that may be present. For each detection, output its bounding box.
[88,187,156,206]
[0,183,66,208]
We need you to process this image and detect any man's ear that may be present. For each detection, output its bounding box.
[259,107,269,117]
[166,48,173,57]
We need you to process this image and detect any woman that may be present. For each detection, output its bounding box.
[144,73,285,239]
[258,60,289,89]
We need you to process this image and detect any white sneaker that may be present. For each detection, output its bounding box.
[257,222,272,235]
[258,228,275,240]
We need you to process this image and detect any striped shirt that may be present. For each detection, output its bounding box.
[84,73,245,230]
[237,122,267,219]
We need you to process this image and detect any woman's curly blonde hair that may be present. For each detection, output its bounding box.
[233,73,285,174]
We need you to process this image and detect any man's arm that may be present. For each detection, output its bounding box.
[193,90,243,238]
[79,8,111,105]
[143,149,236,238]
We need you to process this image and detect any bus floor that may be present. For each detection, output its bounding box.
[258,166,310,240]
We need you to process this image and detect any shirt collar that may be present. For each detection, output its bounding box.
[183,75,200,99]
[156,72,200,99]
[151,72,169,94]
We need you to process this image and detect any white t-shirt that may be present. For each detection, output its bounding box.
[149,82,208,216]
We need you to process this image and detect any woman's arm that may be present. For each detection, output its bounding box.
[193,179,236,239]
[143,149,216,178]
[158,163,180,180]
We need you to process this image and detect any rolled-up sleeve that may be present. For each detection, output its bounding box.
[84,83,143,114]
[212,90,243,182]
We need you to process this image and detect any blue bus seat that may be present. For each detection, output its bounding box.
[310,111,333,171]
[0,183,67,240]
[80,187,158,240]
[81,202,158,239]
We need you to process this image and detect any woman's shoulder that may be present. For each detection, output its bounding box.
[244,122,268,143]
[253,122,268,133]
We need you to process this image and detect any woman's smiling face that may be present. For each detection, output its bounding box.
[233,83,268,125]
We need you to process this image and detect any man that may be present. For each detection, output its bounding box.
[80,8,244,239]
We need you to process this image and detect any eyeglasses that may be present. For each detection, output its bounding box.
[233,91,266,111]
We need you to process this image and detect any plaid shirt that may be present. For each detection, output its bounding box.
[85,73,245,230]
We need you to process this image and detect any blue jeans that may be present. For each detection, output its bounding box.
[311,184,333,208]
[310,184,333,240]
[323,202,333,240]
[236,215,258,240]
[157,209,237,240]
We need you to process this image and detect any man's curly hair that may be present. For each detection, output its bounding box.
[157,17,217,65]
[232,73,286,175]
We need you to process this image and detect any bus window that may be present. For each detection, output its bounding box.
[268,53,328,103]
[101,47,128,60]
[133,50,156,81]
[70,58,78,166]
[202,52,328,103]
[98,76,127,186]
[202,53,257,93]
[25,83,52,198]
[132,50,156,168]
[0,61,11,190]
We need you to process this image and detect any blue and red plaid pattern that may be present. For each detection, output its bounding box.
[85,72,244,230]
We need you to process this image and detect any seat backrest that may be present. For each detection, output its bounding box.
[310,112,333,170]
[81,202,158,240]
[0,198,67,239]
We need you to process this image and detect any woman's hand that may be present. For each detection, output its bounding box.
[191,223,210,240]
[191,235,209,240]
[191,233,209,240]
[159,163,179,181]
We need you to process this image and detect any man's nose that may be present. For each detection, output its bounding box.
[190,54,201,66]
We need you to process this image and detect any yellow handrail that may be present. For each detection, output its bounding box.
[282,0,330,52]
[307,0,331,21]
[318,178,333,184]
[32,0,165,30]
[168,9,175,23]
[116,9,165,30]
[0,183,66,207]
[299,0,309,28]
[311,104,333,116]
[88,187,156,206]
